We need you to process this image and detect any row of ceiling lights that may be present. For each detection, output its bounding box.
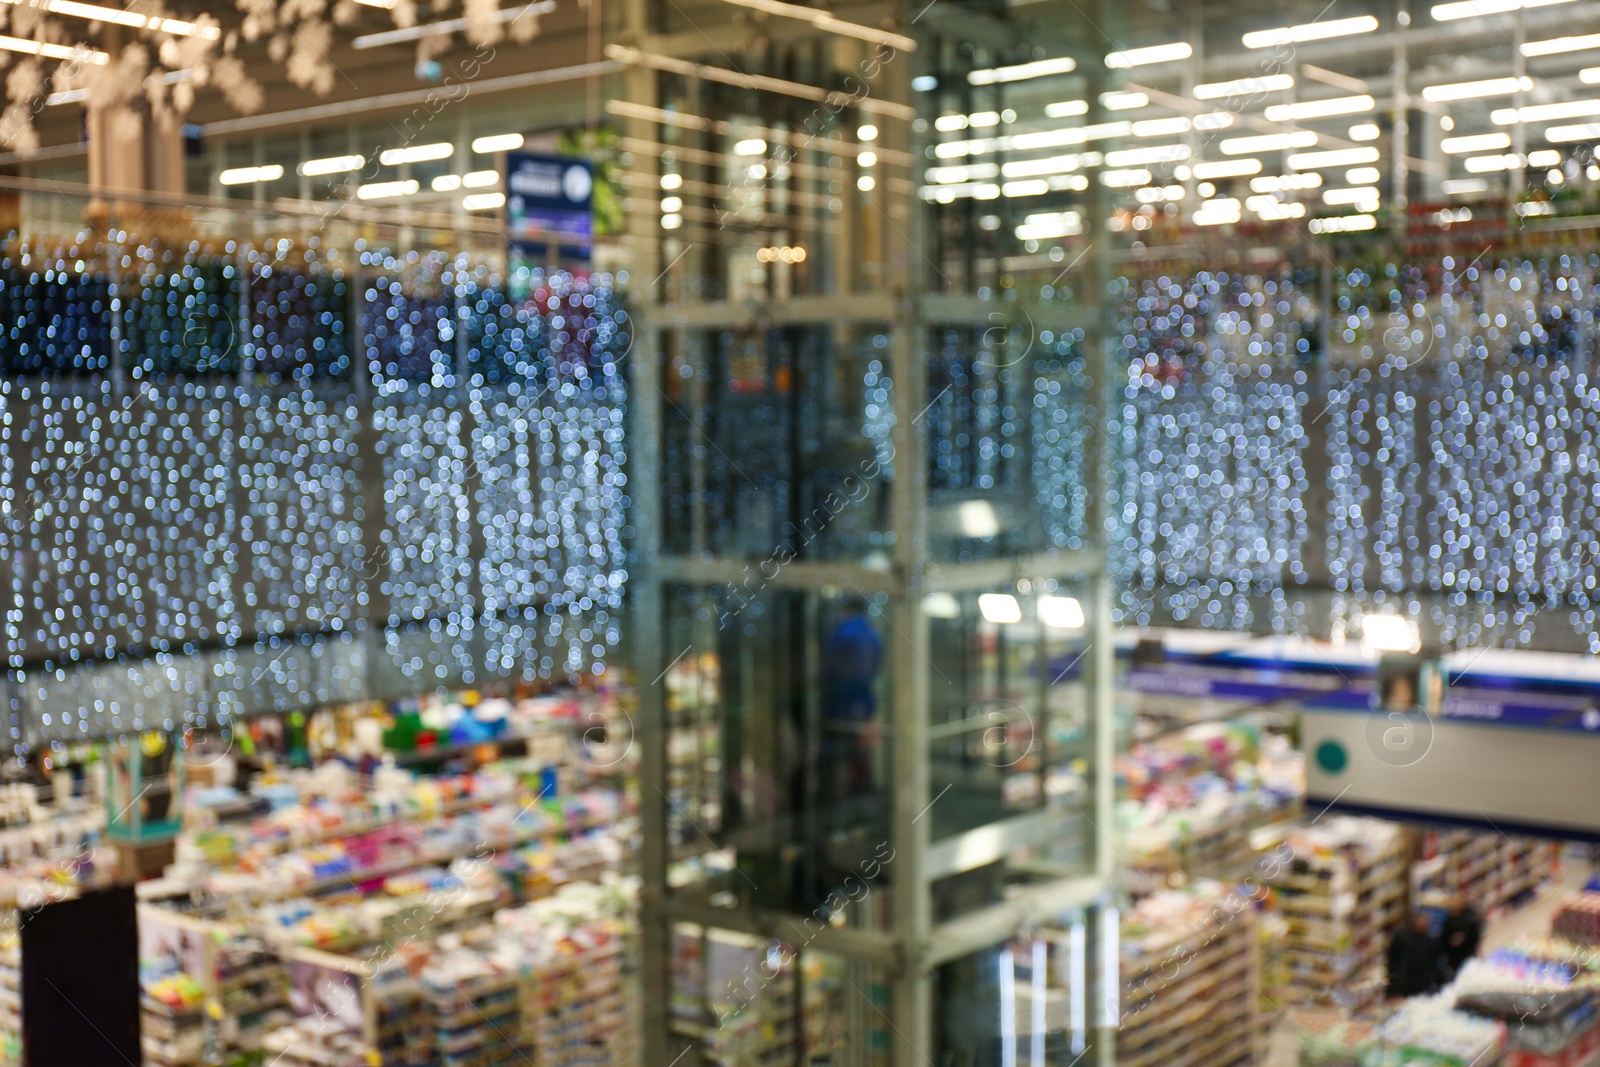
[218,133,527,209]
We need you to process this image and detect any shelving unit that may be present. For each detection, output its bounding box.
[1268,817,1408,1010]
[1413,828,1560,918]
[1118,883,1265,1067]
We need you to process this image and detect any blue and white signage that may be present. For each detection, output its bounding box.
[505,152,594,248]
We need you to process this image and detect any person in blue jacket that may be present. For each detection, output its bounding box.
[822,597,884,805]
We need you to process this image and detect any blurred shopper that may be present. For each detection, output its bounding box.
[1441,895,1484,980]
[1388,912,1444,998]
[822,597,884,805]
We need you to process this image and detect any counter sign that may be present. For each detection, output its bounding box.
[505,152,594,251]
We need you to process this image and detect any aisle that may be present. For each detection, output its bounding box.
[1258,845,1587,1067]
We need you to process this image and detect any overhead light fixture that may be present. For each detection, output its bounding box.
[1361,614,1420,653]
[462,170,499,187]
[1464,152,1525,171]
[1101,91,1151,110]
[1221,131,1318,155]
[1038,596,1085,630]
[1194,74,1293,100]
[978,594,1022,625]
[1583,68,1600,84]
[1528,148,1562,166]
[1522,32,1600,55]
[912,75,937,91]
[1105,144,1189,167]
[660,172,683,189]
[923,592,960,619]
[1265,95,1375,122]
[1442,177,1489,194]
[299,154,365,177]
[471,133,524,154]
[354,1,556,47]
[1045,100,1089,118]
[1494,100,1600,124]
[1192,158,1262,179]
[733,138,767,156]
[1194,197,1243,225]
[1308,213,1377,233]
[1350,123,1381,141]
[1131,116,1193,138]
[1323,186,1380,206]
[1442,132,1511,154]
[1251,172,1323,192]
[969,56,1076,85]
[1100,168,1153,187]
[1421,76,1533,102]
[717,0,915,50]
[1432,0,1574,19]
[958,500,1000,538]
[219,165,283,186]
[463,192,506,211]
[380,143,453,165]
[356,179,420,200]
[999,155,1081,178]
[1105,42,1192,68]
[1242,15,1379,48]
[1346,167,1381,184]
[1546,122,1600,141]
[1014,210,1082,239]
[1290,146,1380,169]
[16,0,218,39]
[0,33,106,63]
[661,213,683,229]
[858,124,878,140]
[431,175,462,191]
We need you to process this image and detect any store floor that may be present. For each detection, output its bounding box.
[1259,843,1590,1067]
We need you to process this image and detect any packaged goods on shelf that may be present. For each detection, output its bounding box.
[1118,880,1264,1067]
[672,927,799,1067]
[1373,993,1505,1065]
[1413,827,1559,918]
[1553,893,1600,946]
[1267,816,1407,1009]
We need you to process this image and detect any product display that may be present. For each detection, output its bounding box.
[1413,828,1560,919]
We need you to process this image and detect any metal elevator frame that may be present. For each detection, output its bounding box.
[620,0,1122,1060]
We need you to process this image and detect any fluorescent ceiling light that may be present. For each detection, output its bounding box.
[1442,177,1489,194]
[858,124,878,141]
[299,154,364,177]
[1105,144,1189,167]
[1102,91,1150,110]
[1192,158,1262,179]
[1131,117,1193,138]
[219,165,283,186]
[1265,95,1375,122]
[1194,74,1293,100]
[1443,132,1511,153]
[462,170,498,187]
[1522,32,1600,55]
[958,500,1000,538]
[1421,76,1532,102]
[0,33,106,63]
[1346,167,1381,184]
[432,175,462,191]
[1100,168,1153,186]
[733,138,767,155]
[1584,67,1600,84]
[1251,172,1323,192]
[1528,148,1562,166]
[1494,100,1600,124]
[1309,213,1377,233]
[380,143,453,165]
[1361,614,1420,653]
[23,0,218,39]
[471,133,524,153]
[1000,155,1082,178]
[1464,152,1525,171]
[1350,123,1381,141]
[356,179,420,200]
[1001,179,1047,197]
[1290,146,1380,168]
[1546,122,1600,141]
[1253,200,1307,220]
[923,592,960,619]
[1015,210,1082,240]
[463,192,506,211]
[978,594,1022,625]
[969,56,1076,85]
[1045,100,1089,118]
[1432,0,1574,19]
[1323,186,1380,205]
[1221,131,1317,155]
[1106,42,1192,68]
[354,1,555,47]
[1242,15,1379,48]
[1038,596,1085,629]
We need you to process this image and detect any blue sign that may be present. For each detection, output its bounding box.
[505,152,594,249]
